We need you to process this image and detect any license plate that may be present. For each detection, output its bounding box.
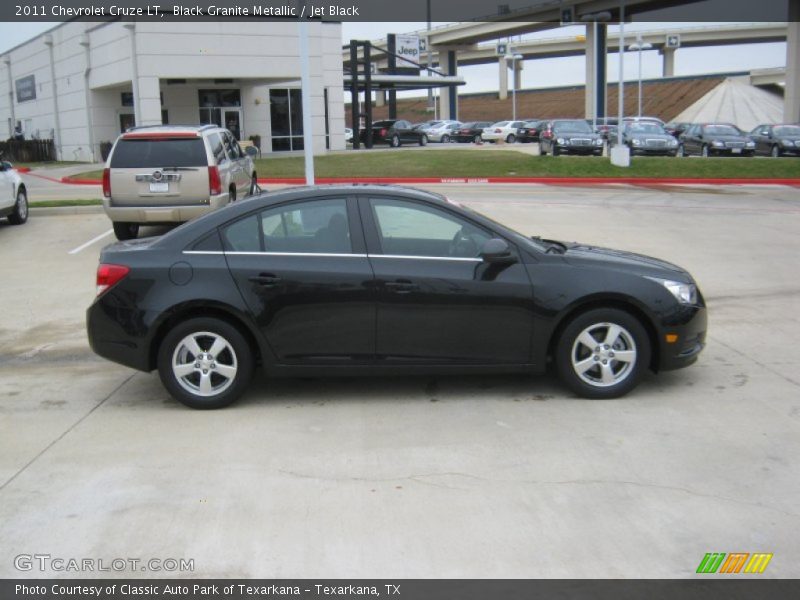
[149,182,169,193]
[731,148,742,154]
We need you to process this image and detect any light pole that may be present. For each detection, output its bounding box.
[629,35,653,117]
[505,53,523,121]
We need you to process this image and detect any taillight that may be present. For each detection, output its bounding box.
[208,166,222,196]
[495,128,501,133]
[102,168,111,198]
[380,128,387,137]
[96,264,130,296]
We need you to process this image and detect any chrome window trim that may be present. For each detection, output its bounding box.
[183,250,481,262]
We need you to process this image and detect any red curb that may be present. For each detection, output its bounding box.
[58,176,800,187]
[15,166,32,173]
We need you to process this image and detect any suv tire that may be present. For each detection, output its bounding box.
[8,188,28,225]
[113,222,139,241]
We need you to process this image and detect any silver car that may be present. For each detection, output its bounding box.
[103,125,257,240]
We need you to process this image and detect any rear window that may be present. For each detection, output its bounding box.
[110,138,208,168]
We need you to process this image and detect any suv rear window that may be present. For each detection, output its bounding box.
[110,138,208,168]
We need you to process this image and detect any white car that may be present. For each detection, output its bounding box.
[0,157,28,225]
[482,121,528,143]
[424,121,463,143]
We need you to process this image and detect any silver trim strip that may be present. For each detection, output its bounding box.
[182,251,481,262]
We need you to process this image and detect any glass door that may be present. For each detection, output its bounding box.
[223,109,242,140]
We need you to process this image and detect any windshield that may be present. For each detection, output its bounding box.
[492,122,509,128]
[523,121,540,127]
[553,120,593,134]
[626,123,666,134]
[703,125,740,136]
[774,126,800,136]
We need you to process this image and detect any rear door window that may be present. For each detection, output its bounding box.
[110,138,207,168]
[208,133,227,164]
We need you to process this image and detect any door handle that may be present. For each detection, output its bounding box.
[248,273,282,287]
[384,280,419,293]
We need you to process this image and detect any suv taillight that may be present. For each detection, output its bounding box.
[208,166,222,196]
[102,168,111,198]
[380,128,387,137]
[96,264,130,296]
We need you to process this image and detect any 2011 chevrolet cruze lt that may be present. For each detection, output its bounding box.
[87,185,706,409]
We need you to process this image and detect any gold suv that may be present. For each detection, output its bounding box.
[102,125,258,240]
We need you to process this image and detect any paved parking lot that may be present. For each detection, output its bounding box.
[1,182,799,578]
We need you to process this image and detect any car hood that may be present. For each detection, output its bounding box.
[706,135,750,143]
[628,133,673,141]
[560,242,691,280]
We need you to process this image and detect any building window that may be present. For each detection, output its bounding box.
[270,89,304,152]
[198,89,241,108]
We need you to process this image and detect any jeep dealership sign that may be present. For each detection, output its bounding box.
[396,35,421,68]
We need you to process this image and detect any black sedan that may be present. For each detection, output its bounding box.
[540,120,605,156]
[678,123,755,157]
[616,122,680,156]
[359,119,428,147]
[748,124,800,157]
[516,120,544,143]
[87,185,707,409]
[453,122,492,143]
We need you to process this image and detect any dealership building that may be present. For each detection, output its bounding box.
[0,20,346,161]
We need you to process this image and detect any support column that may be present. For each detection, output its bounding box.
[585,23,607,121]
[661,48,675,78]
[513,60,522,91]
[136,76,162,126]
[3,56,14,139]
[786,1,800,122]
[438,50,457,120]
[499,56,508,100]
[375,91,385,107]
[44,34,62,160]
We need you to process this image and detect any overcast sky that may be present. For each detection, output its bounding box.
[0,21,787,95]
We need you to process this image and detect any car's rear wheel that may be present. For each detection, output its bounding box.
[249,174,258,196]
[506,134,516,144]
[390,134,400,148]
[441,134,450,144]
[113,222,139,241]
[474,134,482,143]
[158,318,254,409]
[701,144,710,158]
[419,134,428,146]
[771,145,781,158]
[556,308,651,399]
[8,188,28,225]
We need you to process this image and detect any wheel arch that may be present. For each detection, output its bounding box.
[546,294,660,372]
[148,301,264,371]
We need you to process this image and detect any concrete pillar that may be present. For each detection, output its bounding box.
[661,48,675,78]
[513,60,522,91]
[585,24,596,119]
[3,56,15,139]
[136,77,162,126]
[786,2,800,122]
[499,56,508,100]
[438,50,457,120]
[375,91,385,107]
[584,23,607,121]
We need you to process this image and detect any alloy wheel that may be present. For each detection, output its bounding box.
[171,331,238,397]
[570,322,638,388]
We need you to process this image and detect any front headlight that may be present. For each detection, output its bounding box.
[669,138,678,146]
[595,138,604,146]
[632,139,642,146]
[746,141,756,148]
[646,277,698,305]
[557,138,566,145]
[712,140,725,148]
[781,139,794,147]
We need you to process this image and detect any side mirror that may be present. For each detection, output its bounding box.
[245,146,258,158]
[0,161,12,171]
[480,238,515,264]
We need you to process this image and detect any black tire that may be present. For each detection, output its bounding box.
[506,134,516,144]
[771,145,781,158]
[157,317,254,409]
[229,186,237,203]
[113,222,139,241]
[419,134,428,146]
[474,134,482,143]
[677,144,686,157]
[556,308,651,400]
[441,134,450,144]
[7,187,28,225]
[552,146,560,157]
[390,135,400,148]
[249,174,258,196]
[701,144,709,158]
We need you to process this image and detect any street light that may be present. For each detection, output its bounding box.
[505,53,523,121]
[628,35,653,117]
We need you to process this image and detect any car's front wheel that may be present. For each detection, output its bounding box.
[556,308,651,399]
[390,134,400,148]
[771,145,781,158]
[474,134,482,143]
[419,134,428,146]
[157,317,254,409]
[506,134,516,144]
[113,222,139,240]
[677,144,686,157]
[8,188,28,225]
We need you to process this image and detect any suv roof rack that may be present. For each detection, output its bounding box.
[124,124,220,132]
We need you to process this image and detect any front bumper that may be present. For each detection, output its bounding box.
[556,144,604,155]
[657,305,708,371]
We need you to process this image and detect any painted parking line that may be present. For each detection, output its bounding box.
[68,229,113,255]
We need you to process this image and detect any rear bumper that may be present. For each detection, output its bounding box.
[86,299,155,372]
[103,193,229,223]
[657,305,708,372]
